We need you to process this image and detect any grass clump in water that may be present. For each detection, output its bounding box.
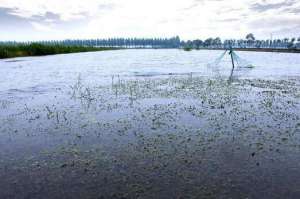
[183,46,193,51]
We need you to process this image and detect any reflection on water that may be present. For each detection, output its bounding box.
[1,49,300,92]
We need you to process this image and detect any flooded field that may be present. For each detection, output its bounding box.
[0,49,300,199]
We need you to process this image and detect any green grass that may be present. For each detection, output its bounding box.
[0,43,117,59]
[183,46,192,51]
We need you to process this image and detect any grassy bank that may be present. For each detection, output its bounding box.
[0,43,117,59]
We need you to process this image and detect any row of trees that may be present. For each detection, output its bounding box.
[183,34,300,49]
[1,34,299,49]
[0,37,181,49]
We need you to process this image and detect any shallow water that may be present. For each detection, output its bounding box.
[0,49,300,199]
[1,49,300,91]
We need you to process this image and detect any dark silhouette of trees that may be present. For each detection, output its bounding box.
[245,33,256,48]
[246,33,255,41]
[45,37,181,49]
[1,34,300,50]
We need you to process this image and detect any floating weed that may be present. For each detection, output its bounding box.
[1,74,300,198]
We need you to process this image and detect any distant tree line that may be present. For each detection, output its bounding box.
[0,37,181,49]
[182,34,300,49]
[1,34,299,49]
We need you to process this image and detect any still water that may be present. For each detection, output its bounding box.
[0,50,300,199]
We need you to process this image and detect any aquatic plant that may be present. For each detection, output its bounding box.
[1,72,300,199]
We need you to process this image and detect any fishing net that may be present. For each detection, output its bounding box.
[207,50,227,73]
[231,51,254,69]
[207,50,254,79]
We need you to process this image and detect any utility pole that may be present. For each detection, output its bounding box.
[271,33,273,41]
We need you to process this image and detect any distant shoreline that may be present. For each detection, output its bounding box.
[1,45,300,59]
[196,48,300,53]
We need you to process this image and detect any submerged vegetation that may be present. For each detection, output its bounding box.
[0,47,300,198]
[0,43,116,59]
[1,72,300,198]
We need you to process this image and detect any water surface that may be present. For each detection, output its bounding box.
[0,49,300,199]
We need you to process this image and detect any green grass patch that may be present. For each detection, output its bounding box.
[0,43,117,59]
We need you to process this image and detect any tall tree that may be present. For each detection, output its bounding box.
[246,33,255,41]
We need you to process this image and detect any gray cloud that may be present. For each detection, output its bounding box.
[1,7,90,28]
[0,7,43,40]
[30,12,62,24]
[271,24,300,38]
[0,7,65,26]
[248,17,300,30]
[182,3,199,11]
[181,0,224,11]
[0,7,33,29]
[282,7,300,14]
[1,2,115,27]
[98,3,116,10]
[0,6,91,41]
[0,0,298,40]
[250,0,296,12]
[217,18,240,22]
[0,2,118,41]
[194,0,224,2]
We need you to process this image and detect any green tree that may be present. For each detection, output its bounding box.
[246,33,255,41]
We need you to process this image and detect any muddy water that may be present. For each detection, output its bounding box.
[0,50,300,199]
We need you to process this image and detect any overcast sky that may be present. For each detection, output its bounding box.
[0,0,299,41]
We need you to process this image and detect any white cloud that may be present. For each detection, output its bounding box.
[0,0,299,40]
